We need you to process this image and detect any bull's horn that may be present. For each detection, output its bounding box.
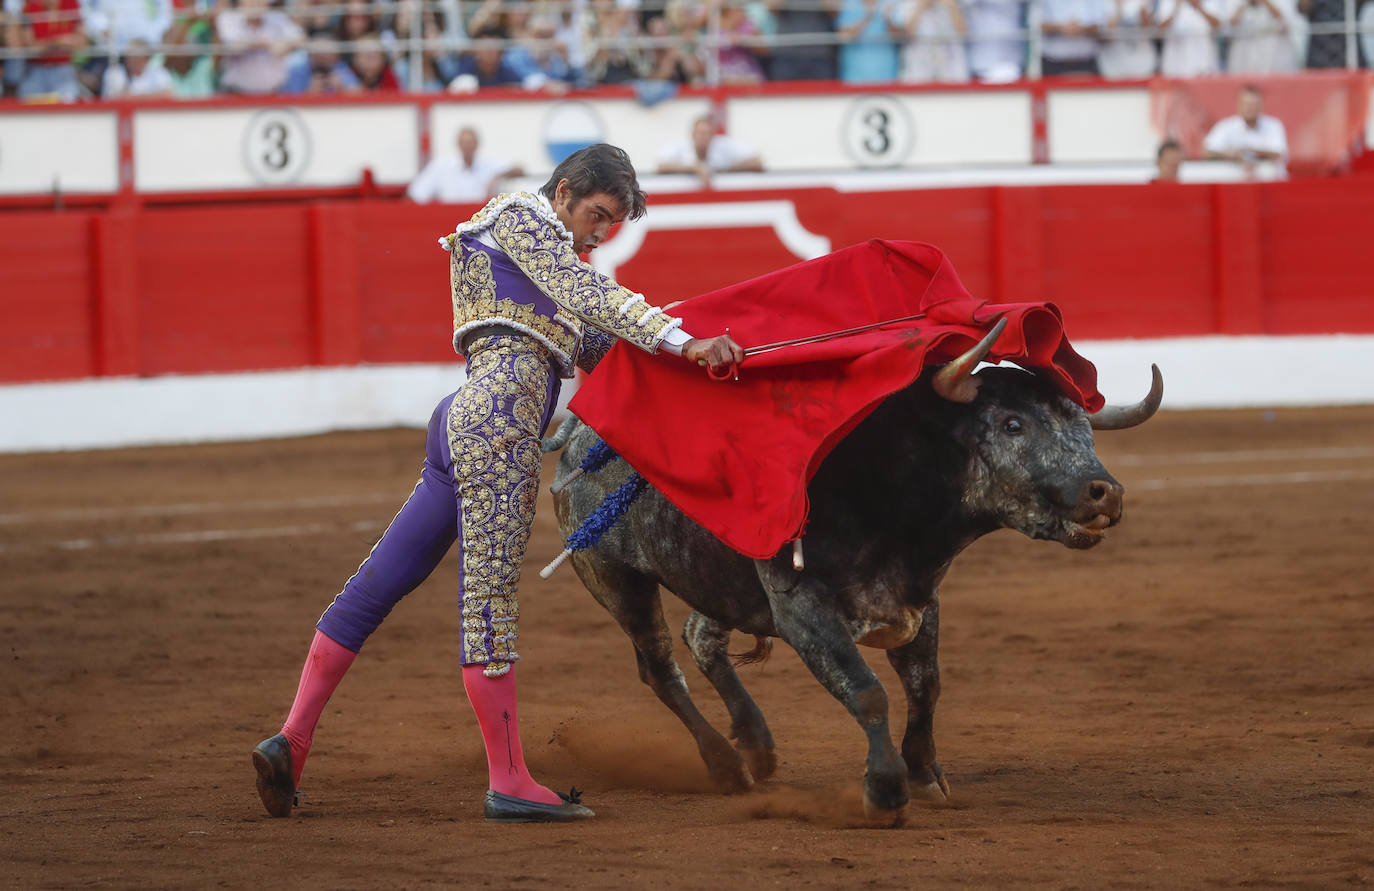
[1089,364,1164,430]
[931,318,1007,404]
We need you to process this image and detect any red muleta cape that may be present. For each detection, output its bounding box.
[569,240,1105,560]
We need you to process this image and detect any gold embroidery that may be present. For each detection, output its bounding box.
[448,334,553,669]
[489,203,676,353]
[451,246,581,374]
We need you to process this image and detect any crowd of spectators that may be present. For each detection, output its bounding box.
[2,0,1373,101]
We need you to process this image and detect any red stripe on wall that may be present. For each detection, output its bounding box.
[2,179,1372,385]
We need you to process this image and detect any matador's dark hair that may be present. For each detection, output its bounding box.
[539,144,647,222]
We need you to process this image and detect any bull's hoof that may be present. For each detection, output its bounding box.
[861,792,908,828]
[739,745,777,782]
[699,734,754,793]
[911,778,949,802]
[909,768,951,802]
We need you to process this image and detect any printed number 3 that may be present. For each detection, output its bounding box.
[262,122,290,171]
[862,108,891,157]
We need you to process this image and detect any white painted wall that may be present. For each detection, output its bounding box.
[0,111,119,194]
[2,336,1371,453]
[1047,88,1156,163]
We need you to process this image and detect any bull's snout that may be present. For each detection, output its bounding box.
[1080,477,1124,526]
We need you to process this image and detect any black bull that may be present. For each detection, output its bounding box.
[546,327,1164,821]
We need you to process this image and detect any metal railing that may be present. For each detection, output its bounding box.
[1,0,1371,98]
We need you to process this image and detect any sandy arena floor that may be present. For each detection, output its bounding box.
[2,405,1372,889]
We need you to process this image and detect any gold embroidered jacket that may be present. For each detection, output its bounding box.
[440,192,680,378]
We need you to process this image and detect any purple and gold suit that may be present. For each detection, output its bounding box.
[316,192,680,676]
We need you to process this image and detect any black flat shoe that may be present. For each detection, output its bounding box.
[483,788,595,823]
[252,734,297,818]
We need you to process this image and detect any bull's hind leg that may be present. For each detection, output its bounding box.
[577,558,755,793]
[885,594,950,802]
[756,562,909,822]
[682,611,777,781]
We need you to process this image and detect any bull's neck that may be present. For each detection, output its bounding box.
[806,386,984,578]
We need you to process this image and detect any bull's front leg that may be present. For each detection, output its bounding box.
[755,560,909,823]
[885,594,951,802]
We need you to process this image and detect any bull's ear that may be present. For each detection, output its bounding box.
[931,318,1007,404]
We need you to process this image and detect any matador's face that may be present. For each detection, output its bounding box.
[552,180,627,256]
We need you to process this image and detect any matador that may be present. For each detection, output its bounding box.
[252,144,743,822]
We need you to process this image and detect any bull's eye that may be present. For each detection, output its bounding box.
[1004,418,1023,435]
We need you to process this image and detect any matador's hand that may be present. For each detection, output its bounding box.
[682,334,745,378]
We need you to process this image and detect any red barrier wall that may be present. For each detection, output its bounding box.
[3,179,1373,385]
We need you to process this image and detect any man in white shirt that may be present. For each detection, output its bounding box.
[657,116,764,185]
[1203,85,1289,175]
[965,0,1026,82]
[1040,0,1107,75]
[101,38,174,97]
[215,0,305,94]
[407,127,523,205]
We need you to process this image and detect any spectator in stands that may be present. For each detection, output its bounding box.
[713,0,767,83]
[102,37,174,96]
[389,3,461,91]
[455,24,528,86]
[1098,0,1157,77]
[1039,0,1105,75]
[1227,0,1300,71]
[406,126,523,203]
[17,0,85,101]
[337,0,380,44]
[584,0,647,84]
[1155,0,1223,76]
[965,0,1025,82]
[284,26,362,92]
[503,11,572,88]
[1360,0,1374,66]
[163,0,218,98]
[893,0,969,83]
[348,34,398,89]
[1298,0,1349,67]
[85,0,173,53]
[287,0,341,36]
[2,0,23,98]
[766,0,838,80]
[1154,139,1184,181]
[644,13,703,83]
[216,0,306,94]
[1203,84,1288,176]
[835,0,900,83]
[658,114,764,184]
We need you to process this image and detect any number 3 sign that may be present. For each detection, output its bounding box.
[841,96,914,169]
[242,108,311,185]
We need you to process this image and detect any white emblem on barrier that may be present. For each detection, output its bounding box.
[841,95,914,169]
[590,201,830,280]
[242,108,311,185]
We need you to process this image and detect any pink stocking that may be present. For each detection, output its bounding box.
[280,630,357,786]
[462,664,561,804]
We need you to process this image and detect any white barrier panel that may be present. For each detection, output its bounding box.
[428,96,712,178]
[0,111,119,195]
[725,91,1033,170]
[2,336,1372,453]
[133,104,421,191]
[1047,88,1156,164]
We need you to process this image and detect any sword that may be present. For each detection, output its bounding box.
[704,312,929,380]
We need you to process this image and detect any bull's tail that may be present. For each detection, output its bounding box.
[541,415,580,453]
[730,635,773,668]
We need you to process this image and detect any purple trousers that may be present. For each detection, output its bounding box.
[316,335,560,661]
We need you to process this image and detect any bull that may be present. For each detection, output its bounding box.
[545,325,1163,821]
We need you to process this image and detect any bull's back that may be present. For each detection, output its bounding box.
[551,423,773,633]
